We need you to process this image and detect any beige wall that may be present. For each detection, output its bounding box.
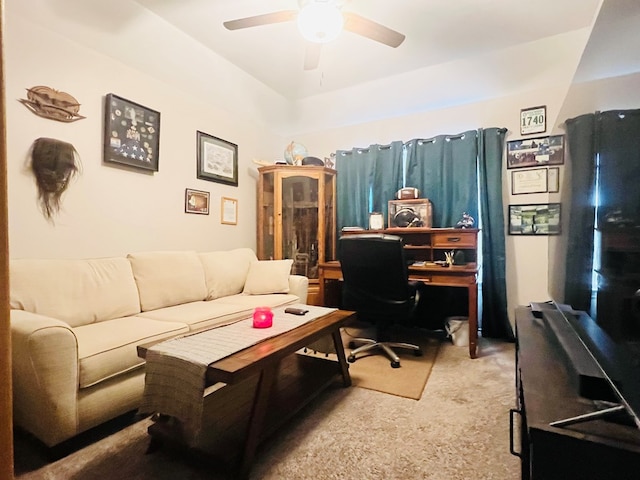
[6,2,287,260]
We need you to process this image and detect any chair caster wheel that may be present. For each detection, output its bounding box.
[391,361,400,368]
[348,354,356,363]
[348,341,357,349]
[414,350,423,357]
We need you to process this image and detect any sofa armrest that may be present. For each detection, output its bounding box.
[11,309,80,446]
[288,275,309,303]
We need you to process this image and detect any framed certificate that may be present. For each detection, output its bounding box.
[221,197,238,225]
[511,168,548,195]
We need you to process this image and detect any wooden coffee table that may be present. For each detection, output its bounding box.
[137,309,354,478]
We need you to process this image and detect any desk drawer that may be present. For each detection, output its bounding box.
[432,232,477,248]
[414,272,476,286]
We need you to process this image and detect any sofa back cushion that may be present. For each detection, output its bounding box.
[199,248,257,300]
[9,257,141,327]
[128,251,207,311]
[243,259,293,295]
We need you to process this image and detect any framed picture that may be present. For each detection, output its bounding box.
[221,197,238,225]
[548,167,560,193]
[369,212,384,230]
[185,188,209,215]
[104,94,160,171]
[520,105,546,135]
[511,168,548,195]
[197,131,238,186]
[508,203,561,235]
[507,135,564,169]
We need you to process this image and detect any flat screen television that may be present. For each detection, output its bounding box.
[547,174,640,430]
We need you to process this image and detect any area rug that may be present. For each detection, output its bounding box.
[306,325,442,400]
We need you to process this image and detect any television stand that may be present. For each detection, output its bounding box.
[513,306,640,479]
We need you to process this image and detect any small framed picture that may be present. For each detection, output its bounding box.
[221,197,238,225]
[508,203,561,235]
[520,105,546,135]
[104,94,160,171]
[511,168,548,195]
[197,131,238,186]
[185,189,210,215]
[369,212,384,230]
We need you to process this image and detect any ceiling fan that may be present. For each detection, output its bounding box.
[223,0,405,71]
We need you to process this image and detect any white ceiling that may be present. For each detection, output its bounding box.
[130,0,635,102]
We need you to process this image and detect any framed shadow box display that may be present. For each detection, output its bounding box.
[104,93,160,171]
[509,203,561,235]
[507,135,564,169]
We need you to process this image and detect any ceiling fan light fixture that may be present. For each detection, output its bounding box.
[297,2,344,44]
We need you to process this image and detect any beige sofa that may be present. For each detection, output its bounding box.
[9,248,308,447]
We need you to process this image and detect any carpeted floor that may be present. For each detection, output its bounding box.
[14,337,519,479]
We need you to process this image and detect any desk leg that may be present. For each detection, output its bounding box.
[318,274,326,306]
[468,284,478,359]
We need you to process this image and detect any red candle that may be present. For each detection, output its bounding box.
[252,307,273,328]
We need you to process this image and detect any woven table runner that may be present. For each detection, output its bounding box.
[139,304,337,444]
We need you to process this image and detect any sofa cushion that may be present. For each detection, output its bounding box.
[243,259,293,295]
[74,316,189,388]
[128,251,207,311]
[199,248,257,300]
[214,293,300,310]
[10,257,141,328]
[136,301,254,331]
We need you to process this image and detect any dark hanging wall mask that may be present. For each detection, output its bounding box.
[30,137,81,221]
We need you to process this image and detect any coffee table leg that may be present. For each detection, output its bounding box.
[239,364,277,478]
[331,329,351,387]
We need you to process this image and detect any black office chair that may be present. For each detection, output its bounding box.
[338,234,423,368]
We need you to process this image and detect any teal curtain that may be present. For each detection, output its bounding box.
[564,113,597,312]
[335,129,513,340]
[371,142,405,225]
[336,142,403,231]
[564,109,640,313]
[478,128,513,340]
[405,131,478,227]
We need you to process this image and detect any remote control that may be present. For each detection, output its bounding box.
[285,307,309,315]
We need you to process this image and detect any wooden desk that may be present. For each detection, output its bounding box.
[318,261,479,359]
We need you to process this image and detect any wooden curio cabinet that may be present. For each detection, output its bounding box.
[257,165,337,305]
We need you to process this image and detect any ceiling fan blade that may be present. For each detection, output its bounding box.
[343,12,405,48]
[223,10,297,30]
[304,43,322,70]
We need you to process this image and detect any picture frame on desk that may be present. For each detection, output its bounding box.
[368,212,384,230]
